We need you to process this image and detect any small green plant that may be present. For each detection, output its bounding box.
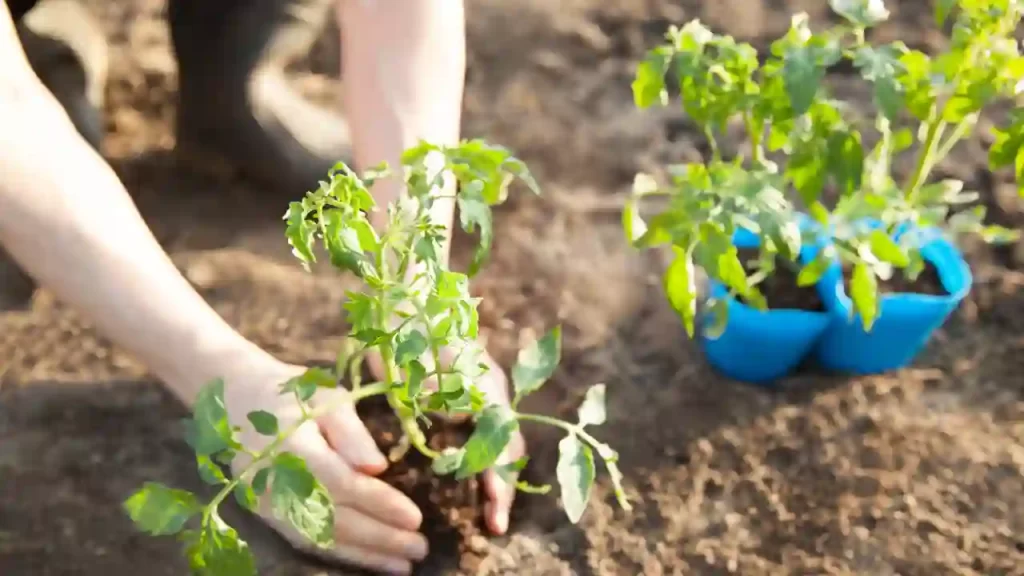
[123,140,630,575]
[626,0,1021,333]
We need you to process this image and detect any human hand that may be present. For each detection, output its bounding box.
[366,343,526,535]
[222,357,428,575]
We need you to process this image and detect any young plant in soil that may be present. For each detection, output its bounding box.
[626,0,1022,333]
[122,140,631,575]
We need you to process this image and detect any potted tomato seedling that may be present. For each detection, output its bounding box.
[626,0,1022,382]
[785,0,1023,374]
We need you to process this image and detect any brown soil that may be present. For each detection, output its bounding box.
[736,248,826,312]
[2,0,1024,575]
[843,260,949,299]
[880,260,949,297]
[356,398,483,576]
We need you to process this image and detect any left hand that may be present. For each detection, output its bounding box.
[367,344,525,535]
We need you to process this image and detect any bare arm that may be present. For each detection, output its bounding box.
[337,0,466,263]
[0,2,271,405]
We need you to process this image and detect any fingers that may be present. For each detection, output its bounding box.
[316,394,388,475]
[337,468,425,532]
[273,514,415,576]
[482,431,526,535]
[333,505,428,562]
[298,428,424,532]
[309,541,414,576]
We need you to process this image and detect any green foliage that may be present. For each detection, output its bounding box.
[627,0,1023,333]
[125,140,629,574]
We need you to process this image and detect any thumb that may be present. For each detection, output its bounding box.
[315,391,388,475]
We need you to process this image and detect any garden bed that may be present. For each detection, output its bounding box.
[0,0,1022,574]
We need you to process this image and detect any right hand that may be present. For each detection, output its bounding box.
[222,357,428,575]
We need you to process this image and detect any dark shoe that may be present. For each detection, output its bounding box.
[168,0,352,196]
[15,0,109,152]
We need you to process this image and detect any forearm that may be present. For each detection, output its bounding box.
[337,0,466,265]
[0,86,268,406]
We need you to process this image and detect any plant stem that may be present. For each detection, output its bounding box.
[515,412,633,511]
[514,413,605,457]
[202,381,392,523]
[905,116,945,201]
[704,126,721,162]
[934,116,974,161]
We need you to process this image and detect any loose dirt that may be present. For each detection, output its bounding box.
[2,0,1023,575]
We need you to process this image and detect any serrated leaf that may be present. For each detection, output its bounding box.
[432,448,465,475]
[281,367,337,403]
[868,229,909,267]
[829,0,889,27]
[850,262,879,331]
[269,453,335,548]
[234,482,258,512]
[251,467,271,495]
[457,181,494,276]
[183,515,256,576]
[577,384,607,427]
[456,405,519,480]
[783,45,825,116]
[556,434,595,524]
[284,202,316,267]
[123,483,202,536]
[632,48,672,108]
[511,326,562,399]
[395,330,428,366]
[197,454,228,486]
[664,245,698,337]
[246,411,278,436]
[185,379,236,457]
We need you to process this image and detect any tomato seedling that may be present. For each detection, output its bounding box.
[123,140,630,575]
[627,0,1021,332]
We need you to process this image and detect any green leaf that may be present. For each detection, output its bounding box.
[395,330,429,366]
[233,482,258,513]
[431,447,465,475]
[123,483,201,536]
[623,197,647,245]
[457,180,494,276]
[246,410,278,436]
[850,262,879,331]
[196,454,228,486]
[556,434,595,524]
[251,467,271,495]
[268,453,334,548]
[456,404,519,480]
[853,45,906,121]
[702,298,730,339]
[284,202,316,268]
[664,245,698,337]
[185,379,236,457]
[577,384,607,427]
[797,250,832,287]
[632,47,672,108]
[868,229,909,267]
[511,326,562,399]
[935,0,956,25]
[324,212,369,277]
[783,44,825,116]
[281,367,337,403]
[829,0,890,27]
[183,515,256,576]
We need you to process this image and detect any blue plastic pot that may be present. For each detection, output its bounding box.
[698,223,831,385]
[813,224,972,374]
